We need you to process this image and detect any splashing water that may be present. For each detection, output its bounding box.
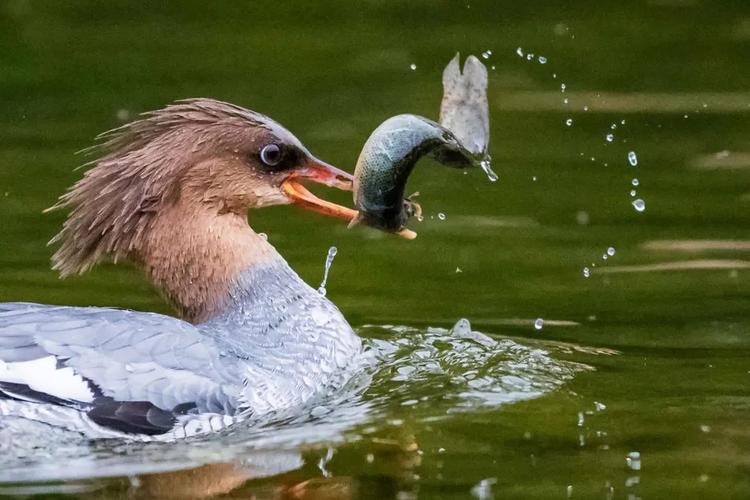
[626,451,642,471]
[628,151,638,166]
[632,198,646,212]
[363,319,585,410]
[317,246,338,296]
[479,159,498,182]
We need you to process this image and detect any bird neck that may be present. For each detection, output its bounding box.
[139,199,279,324]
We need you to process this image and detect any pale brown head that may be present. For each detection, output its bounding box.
[48,98,357,321]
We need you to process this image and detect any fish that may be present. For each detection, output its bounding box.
[351,54,491,237]
[440,53,490,157]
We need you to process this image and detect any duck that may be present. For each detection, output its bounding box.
[0,98,364,440]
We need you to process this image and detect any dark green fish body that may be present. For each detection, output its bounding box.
[352,114,476,231]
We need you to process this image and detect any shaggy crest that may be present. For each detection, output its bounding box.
[47,98,270,277]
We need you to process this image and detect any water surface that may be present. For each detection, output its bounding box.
[1,1,749,498]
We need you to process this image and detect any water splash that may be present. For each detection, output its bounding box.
[362,320,585,410]
[317,246,338,296]
[628,151,638,166]
[632,199,646,212]
[479,159,499,182]
[626,451,642,471]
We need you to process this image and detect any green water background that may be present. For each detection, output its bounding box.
[1,1,749,498]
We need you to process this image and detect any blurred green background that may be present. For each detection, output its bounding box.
[1,0,750,498]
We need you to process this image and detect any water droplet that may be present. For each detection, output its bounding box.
[552,73,557,79]
[594,401,607,411]
[607,247,615,256]
[409,63,417,71]
[583,267,591,278]
[538,56,547,64]
[317,246,338,295]
[563,98,569,104]
[630,190,636,197]
[491,65,496,70]
[534,318,544,330]
[577,412,585,426]
[516,47,524,57]
[627,151,638,166]
[416,214,424,222]
[437,212,446,221]
[479,159,498,182]
[532,176,538,182]
[602,254,608,260]
[606,134,614,142]
[258,232,268,240]
[561,83,566,93]
[526,53,534,61]
[583,105,589,111]
[565,118,573,126]
[631,178,639,187]
[632,198,646,212]
[626,451,641,471]
[455,267,462,273]
[611,123,617,130]
[621,119,626,125]
[576,210,590,225]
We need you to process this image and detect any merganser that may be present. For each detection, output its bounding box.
[0,98,363,440]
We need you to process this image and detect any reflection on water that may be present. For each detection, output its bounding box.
[0,322,588,496]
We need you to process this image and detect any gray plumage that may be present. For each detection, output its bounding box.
[0,259,361,439]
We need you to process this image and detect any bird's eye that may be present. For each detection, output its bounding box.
[260,144,282,167]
